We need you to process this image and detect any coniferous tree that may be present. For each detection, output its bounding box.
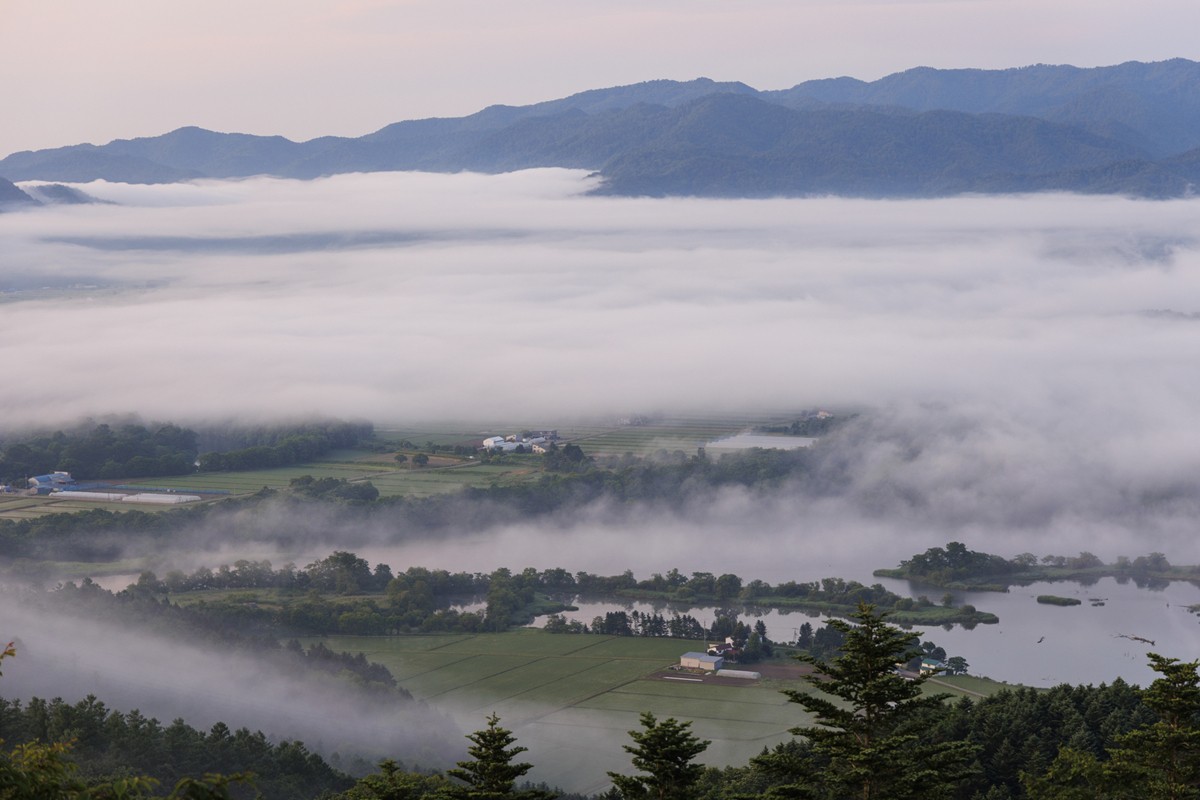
[770,603,976,800]
[1105,654,1200,799]
[607,712,710,800]
[442,714,554,800]
[335,759,451,800]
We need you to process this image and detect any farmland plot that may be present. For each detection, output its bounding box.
[315,629,815,794]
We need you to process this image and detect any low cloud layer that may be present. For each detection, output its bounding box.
[3,171,1199,426]
[3,171,1200,566]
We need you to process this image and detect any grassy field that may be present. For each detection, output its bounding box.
[0,455,542,518]
[310,630,807,793]
[0,413,825,518]
[564,416,800,457]
[307,628,997,793]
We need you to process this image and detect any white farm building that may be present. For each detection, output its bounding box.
[680,652,724,671]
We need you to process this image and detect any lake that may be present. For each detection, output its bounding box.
[77,548,1200,688]
[523,576,1200,688]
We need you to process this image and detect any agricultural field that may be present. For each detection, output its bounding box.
[557,415,804,457]
[377,414,815,458]
[0,492,141,520]
[0,455,541,517]
[313,629,808,793]
[309,628,991,794]
[0,413,829,519]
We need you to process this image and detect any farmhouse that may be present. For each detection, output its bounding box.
[28,471,76,493]
[707,637,740,658]
[680,651,724,671]
[920,657,947,675]
[481,431,558,454]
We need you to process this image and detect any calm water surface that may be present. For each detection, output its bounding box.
[82,560,1200,688]
[526,576,1200,687]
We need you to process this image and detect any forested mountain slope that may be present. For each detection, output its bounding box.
[5,60,1200,197]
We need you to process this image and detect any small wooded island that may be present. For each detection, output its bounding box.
[874,542,1197,591]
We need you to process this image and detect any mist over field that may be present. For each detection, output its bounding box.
[0,589,461,766]
[4,169,1200,565]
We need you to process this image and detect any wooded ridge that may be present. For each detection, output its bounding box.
[6,59,1200,198]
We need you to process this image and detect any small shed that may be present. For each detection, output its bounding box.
[680,652,724,671]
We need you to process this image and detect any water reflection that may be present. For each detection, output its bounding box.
[521,577,1200,688]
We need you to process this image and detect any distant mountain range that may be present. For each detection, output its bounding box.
[5,59,1200,199]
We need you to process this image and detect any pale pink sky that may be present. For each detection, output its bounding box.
[2,0,1198,157]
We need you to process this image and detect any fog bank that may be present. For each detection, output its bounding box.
[2,172,1199,429]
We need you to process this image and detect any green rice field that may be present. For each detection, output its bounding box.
[310,627,1004,792]
[312,629,814,794]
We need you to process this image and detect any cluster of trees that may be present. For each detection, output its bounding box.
[0,422,199,483]
[616,570,990,625]
[541,443,591,472]
[44,577,408,698]
[885,543,1193,590]
[0,419,376,485]
[195,420,373,457]
[0,690,351,799]
[283,640,397,689]
[0,639,349,800]
[150,552,401,595]
[0,506,201,562]
[132,552,996,640]
[895,541,1022,584]
[196,422,373,472]
[461,445,815,516]
[47,553,996,645]
[756,411,850,437]
[288,475,380,502]
[570,610,710,640]
[160,562,540,636]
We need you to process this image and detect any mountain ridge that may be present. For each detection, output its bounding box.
[5,59,1200,198]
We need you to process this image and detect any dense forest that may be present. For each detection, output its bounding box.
[0,419,372,484]
[0,423,199,483]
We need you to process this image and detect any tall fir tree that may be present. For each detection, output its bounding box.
[442,714,554,800]
[607,712,710,800]
[769,603,976,800]
[1105,654,1200,800]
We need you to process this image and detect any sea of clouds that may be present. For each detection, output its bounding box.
[2,170,1199,563]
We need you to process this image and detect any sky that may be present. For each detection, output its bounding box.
[3,0,1200,158]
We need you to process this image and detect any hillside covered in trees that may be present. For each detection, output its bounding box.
[7,60,1200,198]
